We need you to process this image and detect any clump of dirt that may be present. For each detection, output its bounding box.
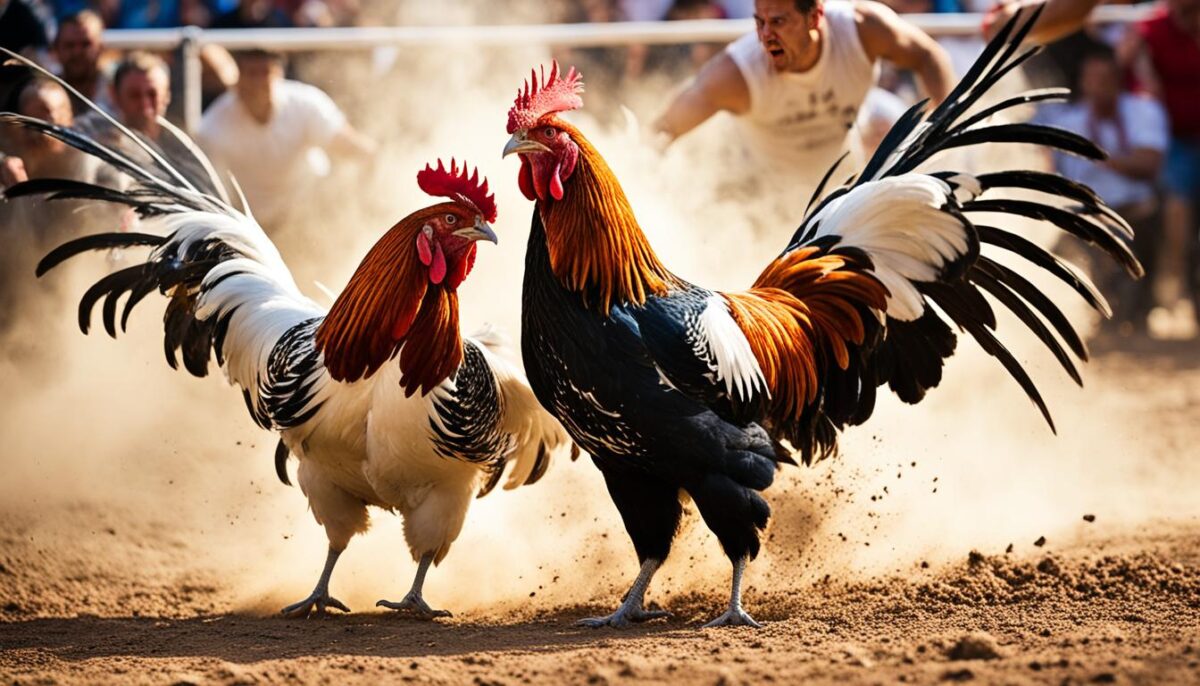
[947,632,1004,660]
[887,551,1200,608]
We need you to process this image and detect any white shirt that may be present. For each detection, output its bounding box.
[198,79,346,228]
[725,1,878,200]
[1035,95,1168,209]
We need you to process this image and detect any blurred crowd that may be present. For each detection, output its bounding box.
[0,0,1198,339]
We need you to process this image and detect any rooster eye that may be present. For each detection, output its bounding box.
[542,126,556,138]
[445,214,458,225]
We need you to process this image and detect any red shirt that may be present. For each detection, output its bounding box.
[1138,7,1200,139]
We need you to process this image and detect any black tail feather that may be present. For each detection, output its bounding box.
[970,265,1082,385]
[120,278,159,332]
[76,265,147,335]
[976,255,1090,360]
[933,123,1105,162]
[976,225,1110,317]
[0,113,209,211]
[274,439,292,487]
[925,281,1056,431]
[162,295,192,371]
[964,198,1141,276]
[36,232,164,277]
[180,316,215,377]
[974,170,1132,238]
[949,87,1070,134]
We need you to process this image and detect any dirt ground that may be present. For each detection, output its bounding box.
[1,332,1198,685]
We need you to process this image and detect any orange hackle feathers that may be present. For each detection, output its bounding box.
[417,158,497,223]
[538,120,676,313]
[507,62,584,133]
[315,205,464,394]
[726,248,889,422]
[397,287,462,396]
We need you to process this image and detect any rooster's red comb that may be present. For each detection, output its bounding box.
[506,61,585,134]
[417,158,497,223]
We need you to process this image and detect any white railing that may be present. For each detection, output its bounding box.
[100,5,1154,132]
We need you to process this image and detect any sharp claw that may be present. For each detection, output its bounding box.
[702,607,762,629]
[576,607,670,629]
[577,615,631,629]
[376,594,452,620]
[280,593,350,619]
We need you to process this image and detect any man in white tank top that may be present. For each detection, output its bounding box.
[654,0,953,204]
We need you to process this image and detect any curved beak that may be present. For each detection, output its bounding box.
[453,216,498,244]
[503,130,551,158]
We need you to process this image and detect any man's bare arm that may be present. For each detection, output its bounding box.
[1105,147,1164,181]
[857,1,954,106]
[653,51,750,147]
[982,0,1101,44]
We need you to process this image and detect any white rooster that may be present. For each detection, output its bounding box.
[4,59,573,619]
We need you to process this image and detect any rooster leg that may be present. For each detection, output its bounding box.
[702,556,761,628]
[280,547,351,619]
[376,553,452,619]
[577,558,671,629]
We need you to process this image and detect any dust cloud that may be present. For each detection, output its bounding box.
[1,35,1195,622]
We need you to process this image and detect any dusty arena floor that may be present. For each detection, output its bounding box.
[1,332,1198,685]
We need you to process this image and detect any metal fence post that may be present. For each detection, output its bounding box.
[179,25,202,136]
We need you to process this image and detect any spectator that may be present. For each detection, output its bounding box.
[653,0,954,207]
[1122,0,1200,328]
[52,9,113,116]
[75,51,221,195]
[1038,46,1168,333]
[196,49,373,232]
[0,77,120,338]
[1,77,84,189]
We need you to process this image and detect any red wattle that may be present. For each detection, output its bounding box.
[449,244,476,288]
[518,156,537,201]
[550,161,564,201]
[416,231,433,265]
[429,241,447,285]
[531,158,550,202]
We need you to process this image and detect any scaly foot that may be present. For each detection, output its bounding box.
[376,592,452,620]
[577,605,671,629]
[702,606,762,629]
[280,592,350,619]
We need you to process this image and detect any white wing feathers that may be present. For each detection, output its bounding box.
[808,174,980,321]
[698,295,768,403]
